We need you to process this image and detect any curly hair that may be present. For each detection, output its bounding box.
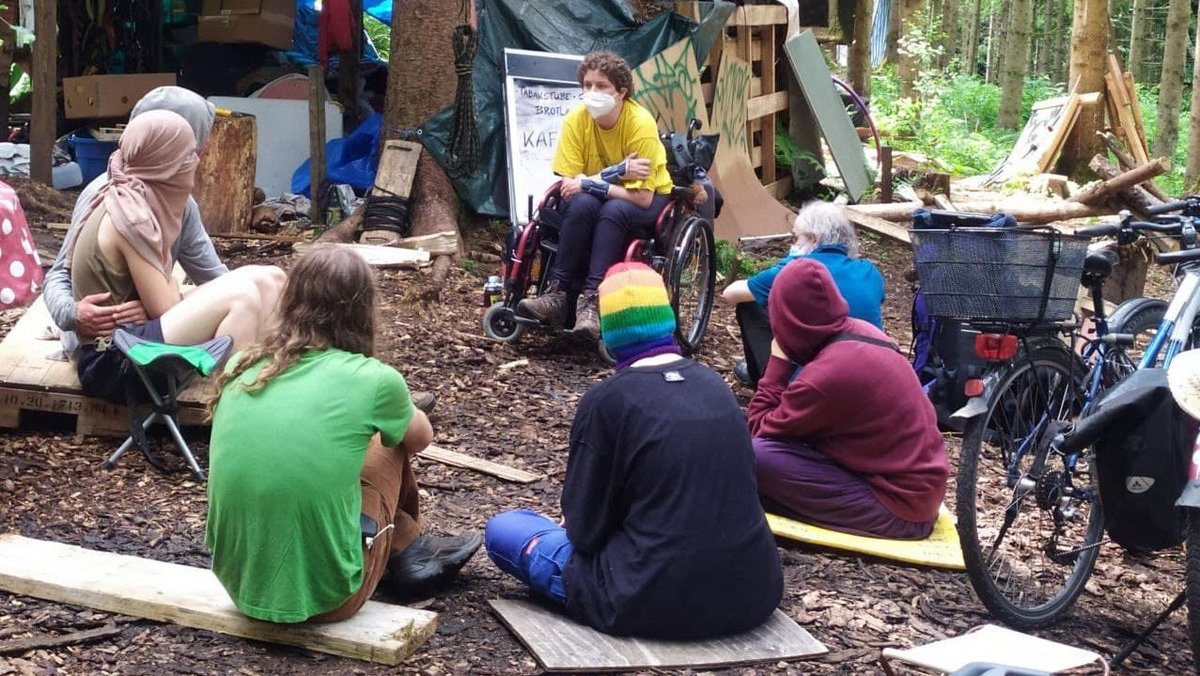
[209,245,376,414]
[578,51,635,98]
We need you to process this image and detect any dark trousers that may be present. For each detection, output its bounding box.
[551,193,670,292]
[735,302,772,386]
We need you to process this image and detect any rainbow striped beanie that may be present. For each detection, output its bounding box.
[599,262,681,369]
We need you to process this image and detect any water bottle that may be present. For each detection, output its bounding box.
[483,275,503,307]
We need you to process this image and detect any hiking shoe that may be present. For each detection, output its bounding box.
[733,360,754,387]
[387,532,483,598]
[411,391,437,415]
[516,281,569,327]
[572,290,600,339]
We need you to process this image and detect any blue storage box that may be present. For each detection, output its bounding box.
[68,134,118,185]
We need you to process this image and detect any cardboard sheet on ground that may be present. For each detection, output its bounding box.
[707,52,796,240]
[490,600,826,672]
[782,31,871,202]
[766,505,965,570]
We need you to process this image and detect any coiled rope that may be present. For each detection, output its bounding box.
[446,0,480,176]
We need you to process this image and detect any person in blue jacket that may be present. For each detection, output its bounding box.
[720,201,885,387]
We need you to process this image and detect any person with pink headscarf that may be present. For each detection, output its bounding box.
[67,109,284,401]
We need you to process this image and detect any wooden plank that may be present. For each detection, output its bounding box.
[843,206,912,244]
[418,445,542,484]
[728,4,788,26]
[745,91,788,121]
[1124,71,1149,160]
[0,624,123,655]
[759,23,777,187]
[393,231,460,257]
[765,176,792,200]
[0,535,437,665]
[490,601,826,672]
[1037,94,1081,173]
[293,242,431,268]
[373,140,422,199]
[29,0,55,185]
[308,64,328,223]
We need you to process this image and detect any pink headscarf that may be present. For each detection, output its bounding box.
[71,109,198,275]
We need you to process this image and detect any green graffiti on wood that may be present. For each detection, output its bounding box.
[712,55,751,156]
[632,40,705,133]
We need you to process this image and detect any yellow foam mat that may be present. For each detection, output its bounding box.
[766,506,965,570]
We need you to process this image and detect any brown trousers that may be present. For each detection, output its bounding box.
[310,435,421,623]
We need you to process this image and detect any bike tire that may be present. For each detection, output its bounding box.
[1188,513,1200,674]
[1107,297,1167,375]
[957,342,1104,629]
[667,215,716,354]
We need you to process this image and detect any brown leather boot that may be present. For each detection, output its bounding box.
[572,290,600,339]
[516,280,569,326]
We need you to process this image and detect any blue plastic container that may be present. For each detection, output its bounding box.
[68,134,118,185]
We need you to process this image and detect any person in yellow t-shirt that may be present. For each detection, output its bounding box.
[516,51,674,339]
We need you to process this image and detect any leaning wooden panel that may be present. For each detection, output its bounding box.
[0,535,437,665]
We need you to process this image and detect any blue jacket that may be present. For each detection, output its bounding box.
[747,244,885,329]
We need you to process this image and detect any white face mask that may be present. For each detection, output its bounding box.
[581,91,618,119]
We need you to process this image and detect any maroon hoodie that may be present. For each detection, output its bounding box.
[746,259,949,523]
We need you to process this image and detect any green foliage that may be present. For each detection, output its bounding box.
[715,239,775,280]
[775,123,825,190]
[364,15,391,61]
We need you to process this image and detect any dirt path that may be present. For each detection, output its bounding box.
[0,225,1193,674]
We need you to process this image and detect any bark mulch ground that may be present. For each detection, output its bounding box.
[0,222,1193,675]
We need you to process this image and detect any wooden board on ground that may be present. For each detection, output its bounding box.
[708,52,795,240]
[0,297,211,436]
[842,206,912,244]
[393,231,460,257]
[0,534,437,665]
[419,445,542,484]
[293,242,431,268]
[880,624,1107,675]
[782,30,871,201]
[490,600,825,672]
[766,505,965,570]
[194,113,257,235]
[361,140,422,245]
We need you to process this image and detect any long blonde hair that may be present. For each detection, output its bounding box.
[211,246,376,408]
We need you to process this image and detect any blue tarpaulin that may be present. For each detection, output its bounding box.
[292,114,384,196]
[285,0,387,68]
[364,0,392,24]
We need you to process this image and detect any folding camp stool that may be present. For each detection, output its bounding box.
[879,624,1109,675]
[100,328,233,481]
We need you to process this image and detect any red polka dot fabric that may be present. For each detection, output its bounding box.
[0,180,43,310]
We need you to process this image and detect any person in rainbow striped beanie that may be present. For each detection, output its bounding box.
[597,262,683,369]
[482,261,783,639]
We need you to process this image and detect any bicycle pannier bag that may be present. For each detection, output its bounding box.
[1065,368,1195,553]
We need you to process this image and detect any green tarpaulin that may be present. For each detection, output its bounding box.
[418,0,731,219]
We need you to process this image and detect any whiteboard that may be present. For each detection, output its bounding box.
[502,49,583,224]
[207,96,344,199]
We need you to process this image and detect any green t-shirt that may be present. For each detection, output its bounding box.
[205,349,414,623]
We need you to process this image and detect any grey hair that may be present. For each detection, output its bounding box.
[792,201,860,258]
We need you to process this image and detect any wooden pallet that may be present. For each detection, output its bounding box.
[0,297,213,437]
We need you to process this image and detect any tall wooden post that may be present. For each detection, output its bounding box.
[308,65,327,224]
[30,0,56,186]
[337,0,363,131]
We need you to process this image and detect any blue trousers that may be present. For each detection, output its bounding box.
[551,193,670,292]
[485,509,573,605]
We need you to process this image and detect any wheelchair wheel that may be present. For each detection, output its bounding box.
[482,302,526,343]
[666,214,716,354]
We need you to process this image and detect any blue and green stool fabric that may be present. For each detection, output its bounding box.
[102,328,233,480]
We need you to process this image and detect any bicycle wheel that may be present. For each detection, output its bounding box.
[1107,297,1167,377]
[957,342,1104,628]
[667,214,716,353]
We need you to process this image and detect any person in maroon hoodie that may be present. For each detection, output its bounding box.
[747,258,949,539]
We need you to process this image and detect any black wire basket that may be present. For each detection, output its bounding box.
[910,227,1090,323]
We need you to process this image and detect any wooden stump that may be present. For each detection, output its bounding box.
[194,114,257,235]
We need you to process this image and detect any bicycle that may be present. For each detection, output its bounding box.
[937,205,1200,639]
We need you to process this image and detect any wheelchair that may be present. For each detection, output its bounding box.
[483,124,719,358]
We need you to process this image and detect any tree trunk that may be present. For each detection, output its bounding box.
[1044,0,1061,83]
[1058,0,1108,176]
[962,0,983,75]
[1152,0,1191,162]
[898,0,923,99]
[385,1,464,237]
[998,0,1033,129]
[937,0,958,70]
[848,0,874,97]
[886,0,903,64]
[1185,12,1200,188]
[1128,0,1152,81]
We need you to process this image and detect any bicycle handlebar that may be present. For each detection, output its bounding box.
[1076,219,1184,238]
[1156,248,1200,265]
[1146,199,1192,216]
[1074,223,1121,238]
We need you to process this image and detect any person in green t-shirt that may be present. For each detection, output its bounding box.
[205,245,481,623]
[516,51,675,339]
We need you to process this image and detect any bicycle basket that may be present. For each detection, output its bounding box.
[910,228,1089,323]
